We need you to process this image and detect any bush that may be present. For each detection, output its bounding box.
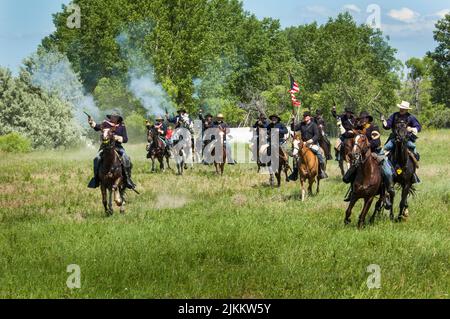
[424,106,450,128]
[0,133,32,153]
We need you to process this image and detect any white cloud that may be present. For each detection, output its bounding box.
[388,7,420,23]
[343,4,361,13]
[435,9,450,18]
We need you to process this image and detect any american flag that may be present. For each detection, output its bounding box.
[289,74,301,107]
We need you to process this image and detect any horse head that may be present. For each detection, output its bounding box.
[292,133,305,157]
[395,120,408,144]
[101,125,117,148]
[352,134,370,166]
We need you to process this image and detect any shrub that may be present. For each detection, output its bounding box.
[0,132,32,153]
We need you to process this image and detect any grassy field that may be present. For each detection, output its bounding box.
[0,130,449,299]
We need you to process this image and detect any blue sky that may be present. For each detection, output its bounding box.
[0,0,449,74]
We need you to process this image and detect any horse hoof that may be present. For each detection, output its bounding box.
[344,219,351,225]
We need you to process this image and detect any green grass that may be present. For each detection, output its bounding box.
[0,130,449,299]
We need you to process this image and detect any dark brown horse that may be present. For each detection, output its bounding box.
[98,126,126,215]
[147,126,171,173]
[344,133,385,228]
[213,138,227,176]
[338,136,355,176]
[389,120,417,221]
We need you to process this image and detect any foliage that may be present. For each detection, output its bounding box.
[427,14,450,108]
[0,67,80,149]
[124,112,147,142]
[0,132,32,153]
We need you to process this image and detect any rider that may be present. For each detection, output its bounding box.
[213,113,236,164]
[314,109,332,160]
[343,112,395,208]
[382,100,421,162]
[266,115,289,159]
[88,111,136,190]
[252,114,270,161]
[289,111,328,180]
[332,105,356,161]
[146,116,170,154]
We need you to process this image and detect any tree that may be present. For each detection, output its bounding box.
[428,14,450,108]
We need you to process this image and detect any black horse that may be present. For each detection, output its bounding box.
[147,126,171,173]
[389,120,417,221]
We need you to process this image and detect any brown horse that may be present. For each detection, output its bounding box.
[98,126,126,216]
[344,133,384,228]
[292,134,319,201]
[147,126,171,173]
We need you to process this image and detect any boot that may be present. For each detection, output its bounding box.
[335,149,340,162]
[412,173,421,184]
[319,162,328,179]
[124,167,136,190]
[288,167,299,182]
[88,176,99,189]
[344,185,353,202]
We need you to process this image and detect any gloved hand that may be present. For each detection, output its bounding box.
[88,119,96,128]
[407,127,418,135]
[306,139,313,145]
[380,115,385,122]
[114,135,124,143]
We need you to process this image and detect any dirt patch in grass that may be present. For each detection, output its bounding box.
[154,194,188,210]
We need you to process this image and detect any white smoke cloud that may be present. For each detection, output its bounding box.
[116,24,175,117]
[28,49,100,128]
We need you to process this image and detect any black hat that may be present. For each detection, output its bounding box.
[269,114,281,122]
[358,111,373,122]
[344,107,355,114]
[205,113,213,118]
[177,109,187,114]
[106,111,123,123]
[315,109,322,115]
[303,111,312,118]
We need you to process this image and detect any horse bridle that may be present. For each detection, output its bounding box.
[352,134,370,167]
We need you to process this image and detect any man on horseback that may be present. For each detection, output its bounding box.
[213,113,236,165]
[314,109,332,160]
[265,114,288,159]
[343,112,395,208]
[88,112,136,190]
[289,112,328,180]
[252,114,269,162]
[382,101,421,164]
[332,106,356,161]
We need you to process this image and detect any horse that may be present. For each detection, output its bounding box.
[172,126,192,176]
[338,136,355,176]
[317,123,332,161]
[147,126,171,173]
[344,133,385,228]
[389,120,417,221]
[292,134,319,201]
[98,126,126,216]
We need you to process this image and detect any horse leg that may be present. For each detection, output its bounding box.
[300,178,306,202]
[389,188,395,221]
[275,170,281,188]
[151,158,156,173]
[101,184,108,214]
[398,184,410,222]
[108,188,113,215]
[316,175,320,195]
[370,197,383,224]
[339,160,345,176]
[345,198,357,225]
[113,183,122,207]
[160,157,165,172]
[166,155,172,170]
[119,188,126,214]
[358,197,375,229]
[307,178,313,196]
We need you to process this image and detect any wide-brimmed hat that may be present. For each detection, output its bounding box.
[106,111,123,123]
[303,111,312,118]
[358,111,373,123]
[205,113,213,118]
[397,101,412,110]
[216,113,224,119]
[155,115,163,121]
[269,114,281,122]
[177,109,187,114]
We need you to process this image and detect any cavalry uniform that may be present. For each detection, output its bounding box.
[343,112,395,206]
[314,110,332,160]
[88,113,135,190]
[290,112,328,180]
[213,114,236,164]
[332,107,356,161]
[265,115,288,157]
[383,101,421,161]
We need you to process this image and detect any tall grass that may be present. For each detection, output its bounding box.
[0,130,448,298]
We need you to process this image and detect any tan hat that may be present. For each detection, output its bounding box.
[216,113,224,119]
[397,101,412,110]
